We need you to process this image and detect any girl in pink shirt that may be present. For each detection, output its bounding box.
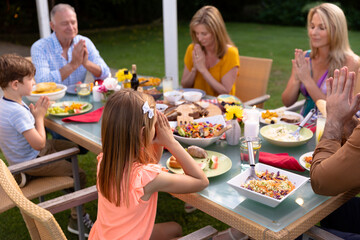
[89,89,209,240]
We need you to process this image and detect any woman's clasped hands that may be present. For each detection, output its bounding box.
[292,49,311,83]
[192,44,207,73]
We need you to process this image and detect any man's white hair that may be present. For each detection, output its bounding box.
[50,3,76,23]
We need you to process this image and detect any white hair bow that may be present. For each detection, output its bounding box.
[142,101,154,119]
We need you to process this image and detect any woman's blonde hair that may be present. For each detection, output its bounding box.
[98,89,156,207]
[190,5,235,58]
[307,3,355,76]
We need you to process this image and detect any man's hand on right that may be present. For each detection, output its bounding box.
[326,67,360,123]
[322,67,360,141]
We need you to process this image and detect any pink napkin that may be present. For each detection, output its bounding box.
[62,107,104,123]
[259,152,305,172]
[201,99,218,104]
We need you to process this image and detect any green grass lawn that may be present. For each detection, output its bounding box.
[2,22,360,239]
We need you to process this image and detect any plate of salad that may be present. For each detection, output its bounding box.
[166,150,232,178]
[299,151,314,171]
[47,101,93,116]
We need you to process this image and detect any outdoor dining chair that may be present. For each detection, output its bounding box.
[235,56,273,108]
[0,147,87,239]
[0,148,81,213]
[0,159,217,240]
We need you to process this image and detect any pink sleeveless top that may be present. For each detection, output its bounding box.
[89,158,162,240]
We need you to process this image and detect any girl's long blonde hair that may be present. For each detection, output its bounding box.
[98,89,156,207]
[190,5,235,58]
[307,3,356,77]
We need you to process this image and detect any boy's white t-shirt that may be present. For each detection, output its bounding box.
[0,97,39,165]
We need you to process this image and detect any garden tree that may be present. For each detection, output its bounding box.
[1,0,360,35]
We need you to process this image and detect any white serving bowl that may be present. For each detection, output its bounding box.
[227,163,309,207]
[183,91,202,102]
[164,90,183,104]
[260,124,313,147]
[169,115,226,148]
[26,84,67,102]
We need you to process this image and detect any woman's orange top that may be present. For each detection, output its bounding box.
[89,159,162,240]
[184,43,240,96]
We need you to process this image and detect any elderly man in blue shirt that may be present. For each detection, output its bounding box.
[31,3,110,85]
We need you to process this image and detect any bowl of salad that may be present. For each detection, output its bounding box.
[227,163,309,207]
[169,115,226,148]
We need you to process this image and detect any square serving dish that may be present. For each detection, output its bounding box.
[227,163,309,207]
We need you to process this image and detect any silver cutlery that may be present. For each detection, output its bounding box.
[290,108,316,141]
[245,137,261,183]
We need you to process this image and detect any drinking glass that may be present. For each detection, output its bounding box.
[240,136,262,170]
[76,83,91,102]
[315,112,326,145]
[162,76,173,93]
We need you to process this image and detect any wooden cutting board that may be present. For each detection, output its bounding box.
[164,102,222,121]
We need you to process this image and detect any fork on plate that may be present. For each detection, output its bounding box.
[290,108,316,141]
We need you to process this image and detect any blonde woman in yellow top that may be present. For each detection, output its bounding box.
[181,6,240,97]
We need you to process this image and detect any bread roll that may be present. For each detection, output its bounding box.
[35,82,57,92]
[187,145,208,158]
[169,156,182,169]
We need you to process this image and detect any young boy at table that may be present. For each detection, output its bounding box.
[0,54,93,237]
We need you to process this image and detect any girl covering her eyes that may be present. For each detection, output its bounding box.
[89,89,209,240]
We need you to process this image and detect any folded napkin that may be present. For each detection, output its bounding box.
[259,152,305,172]
[201,99,218,104]
[62,107,104,123]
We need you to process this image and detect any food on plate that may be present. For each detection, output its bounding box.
[139,77,161,86]
[187,145,208,158]
[209,156,218,169]
[169,156,182,169]
[168,155,208,170]
[261,110,286,124]
[241,170,295,200]
[217,95,241,106]
[261,110,278,119]
[304,156,313,169]
[144,87,162,95]
[165,103,210,121]
[264,117,278,124]
[32,82,61,94]
[280,115,301,123]
[266,125,305,141]
[174,122,223,138]
[47,102,90,114]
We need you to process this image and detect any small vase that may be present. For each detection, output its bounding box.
[226,119,241,145]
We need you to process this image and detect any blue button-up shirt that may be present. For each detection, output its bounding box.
[31,32,110,86]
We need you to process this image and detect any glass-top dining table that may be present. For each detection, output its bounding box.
[42,93,358,239]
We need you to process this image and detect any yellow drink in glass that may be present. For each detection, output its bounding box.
[162,76,173,93]
[316,113,326,145]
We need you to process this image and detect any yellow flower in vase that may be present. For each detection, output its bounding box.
[224,104,243,122]
[115,68,132,88]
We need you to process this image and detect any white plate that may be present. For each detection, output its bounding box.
[166,150,232,178]
[227,163,309,207]
[260,110,304,125]
[299,151,314,171]
[156,103,168,112]
[169,115,226,148]
[48,101,93,116]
